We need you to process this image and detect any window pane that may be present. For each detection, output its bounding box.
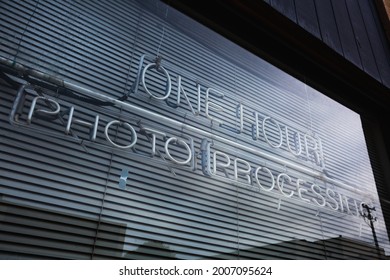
[0,0,388,259]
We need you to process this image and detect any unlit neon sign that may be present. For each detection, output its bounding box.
[6,54,370,217]
[137,54,326,172]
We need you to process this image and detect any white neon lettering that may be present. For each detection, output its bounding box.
[263,117,283,148]
[142,127,166,156]
[311,184,326,207]
[237,103,254,134]
[296,179,311,203]
[317,137,326,170]
[325,188,339,211]
[137,56,327,169]
[352,199,360,216]
[176,75,201,116]
[164,137,192,165]
[65,106,99,141]
[304,134,321,165]
[338,193,353,214]
[213,151,231,177]
[254,166,275,192]
[344,197,352,214]
[13,54,374,219]
[105,120,137,149]
[340,198,359,216]
[197,83,201,115]
[277,173,294,198]
[252,112,260,140]
[234,158,251,184]
[205,88,224,125]
[141,63,172,100]
[27,96,60,124]
[285,126,303,156]
[65,106,74,135]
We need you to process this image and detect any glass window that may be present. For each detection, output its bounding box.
[0,0,388,259]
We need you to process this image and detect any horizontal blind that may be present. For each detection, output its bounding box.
[0,0,389,259]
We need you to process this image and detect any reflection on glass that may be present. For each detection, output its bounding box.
[0,0,388,260]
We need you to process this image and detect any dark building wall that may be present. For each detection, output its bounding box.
[268,0,390,88]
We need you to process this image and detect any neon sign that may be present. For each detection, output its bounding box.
[136,54,326,172]
[4,54,371,217]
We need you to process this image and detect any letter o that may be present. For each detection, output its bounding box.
[254,166,275,191]
[262,117,283,148]
[141,63,171,100]
[165,137,192,165]
[105,120,137,149]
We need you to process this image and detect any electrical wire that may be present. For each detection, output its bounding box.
[13,0,41,61]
